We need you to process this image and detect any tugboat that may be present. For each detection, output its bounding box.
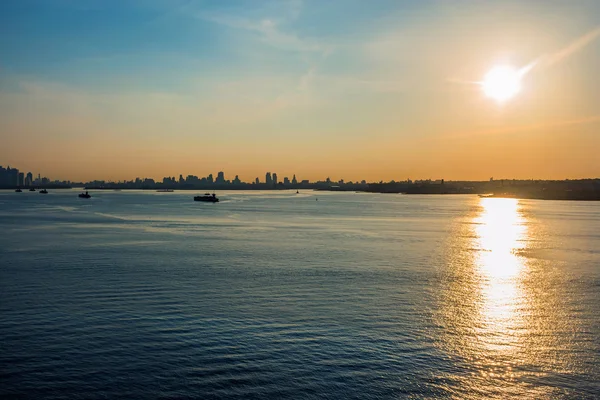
[40,189,48,194]
[194,193,219,203]
[29,188,36,192]
[15,188,22,192]
[78,191,91,199]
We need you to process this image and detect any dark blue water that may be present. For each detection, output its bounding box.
[1,190,599,399]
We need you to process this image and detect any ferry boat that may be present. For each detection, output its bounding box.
[15,188,22,192]
[40,189,48,194]
[29,188,36,192]
[79,191,91,199]
[194,193,219,203]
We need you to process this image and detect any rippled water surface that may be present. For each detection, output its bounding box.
[1,190,599,399]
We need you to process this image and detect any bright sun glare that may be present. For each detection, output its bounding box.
[482,65,522,102]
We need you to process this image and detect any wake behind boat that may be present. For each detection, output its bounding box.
[194,193,219,203]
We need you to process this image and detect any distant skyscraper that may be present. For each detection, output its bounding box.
[292,174,297,185]
[255,177,260,185]
[283,177,290,185]
[207,174,214,184]
[233,175,241,184]
[272,173,278,187]
[4,166,19,186]
[216,171,225,184]
[265,172,272,186]
[25,172,33,186]
[18,172,24,187]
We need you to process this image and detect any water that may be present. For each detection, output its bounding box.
[1,190,599,399]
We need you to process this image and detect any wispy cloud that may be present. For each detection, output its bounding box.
[544,26,600,66]
[196,1,327,54]
[523,26,600,73]
[451,115,600,139]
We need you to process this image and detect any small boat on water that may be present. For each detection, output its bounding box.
[157,189,174,192]
[15,188,22,192]
[29,188,36,192]
[79,191,91,199]
[194,193,219,203]
[40,189,48,194]
[296,190,299,194]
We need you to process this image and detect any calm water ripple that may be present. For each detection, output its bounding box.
[1,190,599,399]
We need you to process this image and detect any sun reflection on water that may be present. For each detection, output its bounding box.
[435,197,533,394]
[474,198,527,352]
[435,197,589,398]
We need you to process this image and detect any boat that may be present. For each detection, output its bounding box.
[15,188,22,192]
[194,193,219,203]
[157,189,174,192]
[29,188,36,192]
[78,191,91,199]
[296,190,299,194]
[40,189,48,194]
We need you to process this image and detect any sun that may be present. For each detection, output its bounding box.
[482,65,522,102]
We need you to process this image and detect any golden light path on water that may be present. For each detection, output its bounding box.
[436,197,584,398]
[474,198,526,354]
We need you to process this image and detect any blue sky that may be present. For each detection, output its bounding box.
[1,0,599,180]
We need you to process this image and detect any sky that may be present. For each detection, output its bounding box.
[1,0,599,182]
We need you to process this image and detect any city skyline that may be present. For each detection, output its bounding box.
[3,162,599,191]
[0,163,383,187]
[1,1,600,180]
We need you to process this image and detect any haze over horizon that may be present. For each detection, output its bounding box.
[1,0,599,182]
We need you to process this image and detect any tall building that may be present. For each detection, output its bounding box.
[233,175,241,184]
[255,177,260,185]
[25,172,33,186]
[207,174,214,184]
[292,174,297,185]
[0,166,8,186]
[10,167,18,186]
[0,166,20,186]
[272,173,278,187]
[216,171,225,184]
[265,172,272,186]
[284,177,290,185]
[18,172,24,187]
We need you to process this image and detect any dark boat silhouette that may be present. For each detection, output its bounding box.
[40,189,48,194]
[296,190,299,194]
[79,191,91,199]
[29,188,36,192]
[194,193,219,203]
[15,188,22,192]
